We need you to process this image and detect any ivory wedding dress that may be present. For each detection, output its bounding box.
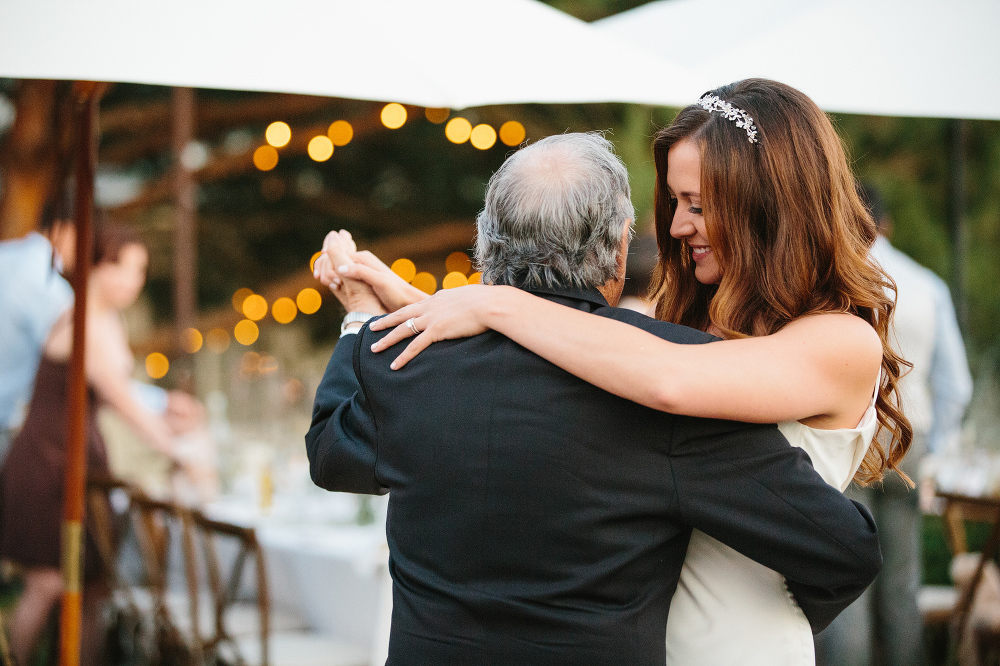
[664,380,880,666]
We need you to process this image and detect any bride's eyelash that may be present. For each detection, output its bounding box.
[689,207,702,214]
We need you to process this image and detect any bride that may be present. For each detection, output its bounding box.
[323,79,912,664]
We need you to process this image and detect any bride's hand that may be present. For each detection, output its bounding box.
[368,284,495,369]
[337,250,428,313]
[313,229,426,313]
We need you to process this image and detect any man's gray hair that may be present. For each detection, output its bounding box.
[475,132,635,289]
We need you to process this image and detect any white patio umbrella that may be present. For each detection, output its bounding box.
[595,0,1000,120]
[0,0,702,108]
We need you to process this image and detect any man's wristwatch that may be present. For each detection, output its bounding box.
[340,312,376,336]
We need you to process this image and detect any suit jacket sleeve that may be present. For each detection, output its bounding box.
[305,326,386,495]
[671,418,881,633]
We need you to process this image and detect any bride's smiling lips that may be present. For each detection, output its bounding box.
[690,245,711,261]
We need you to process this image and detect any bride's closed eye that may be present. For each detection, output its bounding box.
[689,206,703,214]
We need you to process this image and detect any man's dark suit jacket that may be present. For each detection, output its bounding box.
[306,284,881,666]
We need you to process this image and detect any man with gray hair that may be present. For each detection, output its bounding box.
[307,132,881,665]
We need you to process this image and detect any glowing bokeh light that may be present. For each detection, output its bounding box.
[310,251,323,273]
[445,117,472,144]
[468,272,483,284]
[253,145,279,171]
[445,251,472,275]
[381,103,407,129]
[242,294,268,321]
[265,121,291,147]
[307,135,334,162]
[424,107,450,124]
[234,320,260,346]
[206,328,230,353]
[470,124,497,150]
[390,258,417,283]
[328,120,353,146]
[232,288,255,313]
[411,272,437,294]
[181,328,203,354]
[442,272,469,289]
[296,287,322,314]
[145,352,169,379]
[499,121,526,146]
[272,297,298,324]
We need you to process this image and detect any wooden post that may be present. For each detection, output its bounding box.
[172,87,197,388]
[59,81,103,666]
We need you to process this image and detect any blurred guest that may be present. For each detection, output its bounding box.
[0,196,75,465]
[815,182,974,666]
[0,222,195,666]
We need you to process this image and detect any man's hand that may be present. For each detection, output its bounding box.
[316,230,387,316]
[314,229,429,313]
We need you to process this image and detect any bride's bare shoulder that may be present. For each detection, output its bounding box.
[779,312,883,377]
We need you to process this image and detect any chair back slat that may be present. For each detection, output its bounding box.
[128,490,203,666]
[189,509,272,666]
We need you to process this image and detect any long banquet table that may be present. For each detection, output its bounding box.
[203,492,391,648]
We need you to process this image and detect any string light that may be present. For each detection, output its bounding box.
[468,272,483,284]
[297,287,322,314]
[442,272,469,289]
[470,124,497,150]
[445,117,472,144]
[411,272,437,294]
[242,294,268,321]
[310,251,323,273]
[391,258,417,282]
[265,121,291,148]
[445,251,472,275]
[307,136,334,161]
[145,353,169,379]
[232,288,254,313]
[272,297,298,324]
[328,120,353,146]
[253,145,279,171]
[206,328,230,353]
[381,103,407,129]
[499,121,526,146]
[181,328,203,354]
[234,320,260,346]
[425,108,450,124]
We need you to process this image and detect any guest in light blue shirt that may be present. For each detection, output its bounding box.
[0,208,75,465]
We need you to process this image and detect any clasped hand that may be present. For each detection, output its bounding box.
[313,229,492,366]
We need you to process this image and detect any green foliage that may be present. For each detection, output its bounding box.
[836,113,1000,370]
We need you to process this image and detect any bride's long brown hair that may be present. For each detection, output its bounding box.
[647,78,912,485]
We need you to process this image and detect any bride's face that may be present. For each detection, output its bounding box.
[92,243,149,310]
[667,139,720,286]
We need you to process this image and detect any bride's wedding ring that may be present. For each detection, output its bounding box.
[405,318,420,336]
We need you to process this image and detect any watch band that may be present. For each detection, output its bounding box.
[340,311,376,336]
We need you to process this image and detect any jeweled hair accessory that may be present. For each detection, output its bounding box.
[698,94,758,144]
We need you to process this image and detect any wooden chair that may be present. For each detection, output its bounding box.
[919,495,985,627]
[916,493,1000,665]
[127,490,204,666]
[187,510,370,666]
[87,474,158,664]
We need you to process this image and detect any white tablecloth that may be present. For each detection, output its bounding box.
[204,493,390,646]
